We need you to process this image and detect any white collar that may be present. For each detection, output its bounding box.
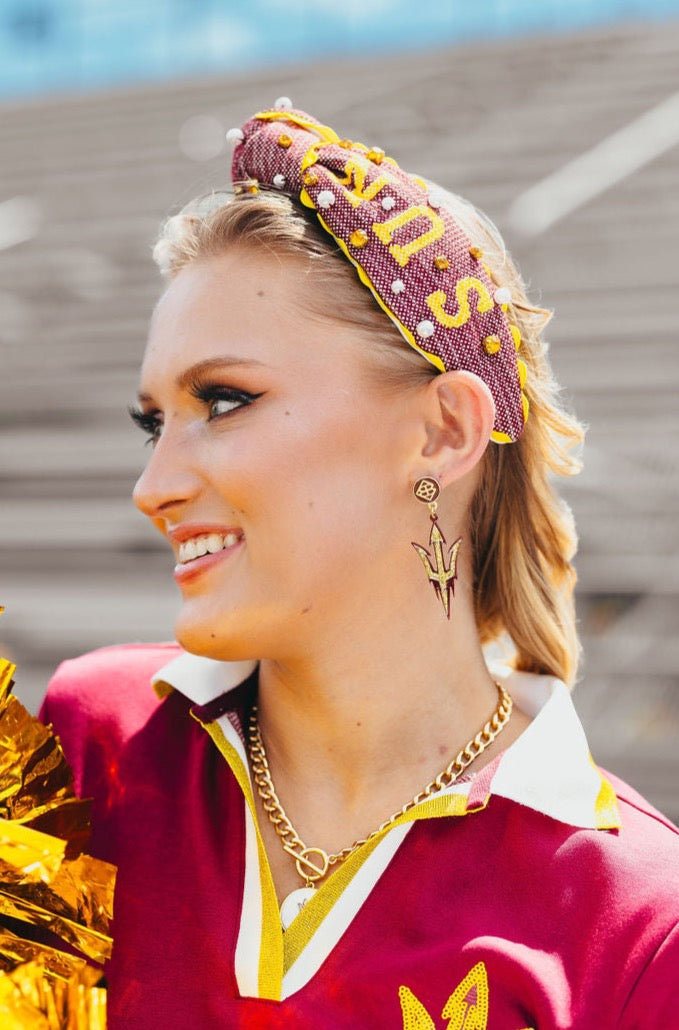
[152,651,550,710]
[150,651,620,832]
[152,651,257,705]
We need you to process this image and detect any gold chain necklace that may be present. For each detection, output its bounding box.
[248,681,512,926]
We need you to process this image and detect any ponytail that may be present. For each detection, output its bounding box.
[471,298,583,686]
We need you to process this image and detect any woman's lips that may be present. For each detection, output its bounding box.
[171,531,244,585]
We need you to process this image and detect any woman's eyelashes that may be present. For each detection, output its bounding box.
[129,384,264,445]
[190,382,264,421]
[129,407,162,445]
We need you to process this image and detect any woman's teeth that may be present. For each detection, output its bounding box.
[177,532,241,565]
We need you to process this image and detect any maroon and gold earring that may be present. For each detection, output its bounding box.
[411,478,462,619]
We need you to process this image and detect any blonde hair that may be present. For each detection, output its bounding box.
[154,188,584,686]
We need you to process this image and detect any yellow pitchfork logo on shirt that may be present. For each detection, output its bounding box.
[399,961,536,1030]
[399,962,488,1029]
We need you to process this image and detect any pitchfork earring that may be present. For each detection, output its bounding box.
[411,478,462,619]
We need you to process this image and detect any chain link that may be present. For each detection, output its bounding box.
[248,681,513,883]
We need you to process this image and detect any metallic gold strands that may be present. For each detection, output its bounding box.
[0,616,115,1028]
[248,681,513,926]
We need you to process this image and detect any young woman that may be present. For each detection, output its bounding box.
[40,102,679,1029]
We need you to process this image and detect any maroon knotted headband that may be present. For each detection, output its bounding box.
[227,102,528,443]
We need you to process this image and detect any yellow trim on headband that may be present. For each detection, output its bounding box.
[255,109,341,145]
[490,429,512,444]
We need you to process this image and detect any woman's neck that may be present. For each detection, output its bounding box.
[253,587,530,861]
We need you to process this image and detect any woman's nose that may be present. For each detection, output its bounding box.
[132,430,202,520]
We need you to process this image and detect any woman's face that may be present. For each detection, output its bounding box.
[133,247,419,660]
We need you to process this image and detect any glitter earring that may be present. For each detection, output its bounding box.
[411,478,462,619]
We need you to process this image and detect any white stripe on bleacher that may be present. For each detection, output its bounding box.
[508,90,679,236]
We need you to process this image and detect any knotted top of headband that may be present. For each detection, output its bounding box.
[227,100,528,443]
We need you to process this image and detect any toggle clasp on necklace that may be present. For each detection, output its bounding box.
[284,844,329,883]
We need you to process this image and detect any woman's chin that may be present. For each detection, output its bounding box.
[173,604,261,663]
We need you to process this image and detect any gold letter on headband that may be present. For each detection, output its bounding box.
[373,205,445,267]
[427,277,494,329]
[333,159,390,208]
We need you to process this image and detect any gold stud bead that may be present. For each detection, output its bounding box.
[350,228,369,248]
[246,184,259,194]
[367,147,385,164]
[278,133,293,148]
[303,171,319,186]
[434,255,449,270]
[338,139,353,149]
[469,246,483,260]
[482,335,502,355]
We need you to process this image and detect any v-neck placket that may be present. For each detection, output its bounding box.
[191,702,493,1002]
[153,656,621,1004]
[189,704,476,1002]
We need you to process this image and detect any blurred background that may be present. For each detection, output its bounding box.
[1,0,678,818]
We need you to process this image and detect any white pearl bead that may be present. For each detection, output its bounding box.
[274,96,293,110]
[381,196,396,210]
[225,127,244,146]
[391,279,405,294]
[273,174,286,188]
[427,189,445,209]
[316,190,336,209]
[416,319,435,339]
[494,287,511,305]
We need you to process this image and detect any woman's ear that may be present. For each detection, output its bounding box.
[419,370,495,485]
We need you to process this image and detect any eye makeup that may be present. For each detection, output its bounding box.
[129,379,264,444]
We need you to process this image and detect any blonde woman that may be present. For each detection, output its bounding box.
[40,104,679,1029]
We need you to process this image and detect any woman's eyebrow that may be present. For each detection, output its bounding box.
[137,355,265,404]
[175,356,265,390]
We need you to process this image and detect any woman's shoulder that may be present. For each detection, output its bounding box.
[40,642,185,796]
[42,641,182,716]
[601,768,679,877]
[607,768,678,834]
[46,640,183,685]
[545,766,679,929]
[40,642,183,745]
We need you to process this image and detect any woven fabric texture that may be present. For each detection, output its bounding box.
[231,106,527,443]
